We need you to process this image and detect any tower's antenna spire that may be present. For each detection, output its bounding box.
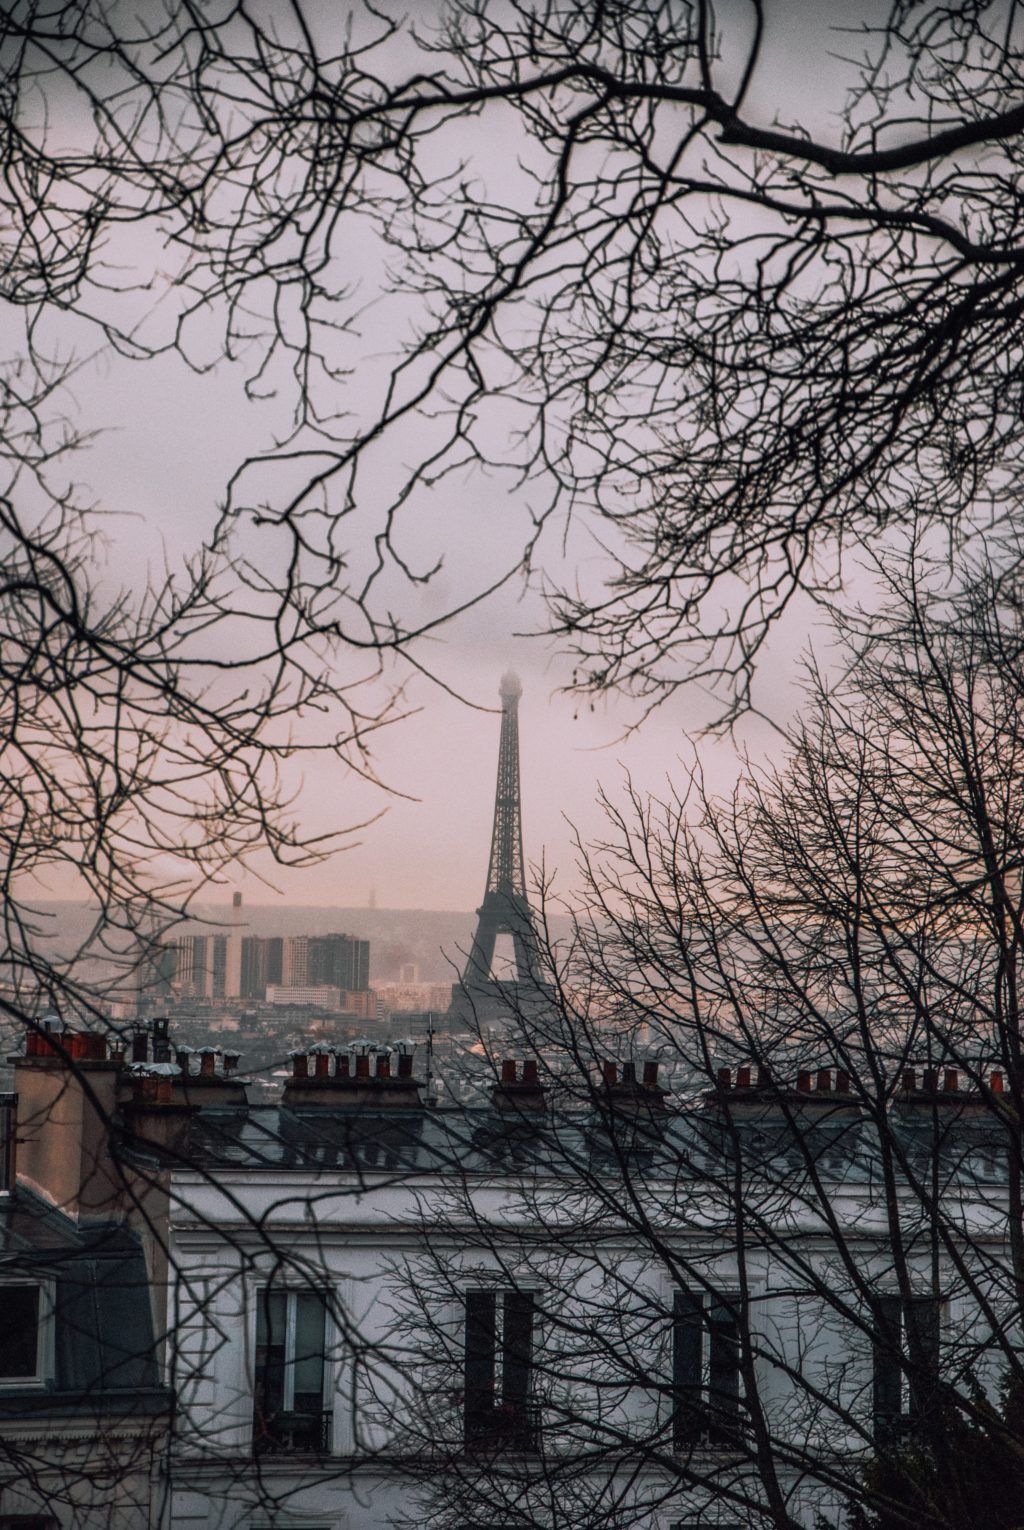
[448,671,548,1025]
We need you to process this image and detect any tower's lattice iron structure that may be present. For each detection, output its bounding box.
[448,671,548,1023]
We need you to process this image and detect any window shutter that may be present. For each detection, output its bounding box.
[672,1290,704,1445]
[872,1295,903,1435]
[464,1290,497,1437]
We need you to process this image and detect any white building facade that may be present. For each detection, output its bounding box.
[4,1028,1016,1530]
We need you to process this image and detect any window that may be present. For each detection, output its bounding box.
[672,1289,742,1447]
[872,1295,941,1440]
[0,1284,47,1385]
[253,1288,331,1454]
[464,1289,538,1452]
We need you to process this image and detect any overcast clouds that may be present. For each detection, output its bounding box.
[22,0,873,911]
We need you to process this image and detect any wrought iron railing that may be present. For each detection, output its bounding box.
[464,1400,542,1454]
[252,1407,332,1455]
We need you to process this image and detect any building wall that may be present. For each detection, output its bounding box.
[0,1418,165,1530]
[161,1145,1012,1530]
[264,984,342,1010]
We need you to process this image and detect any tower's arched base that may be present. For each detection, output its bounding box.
[447,975,556,1030]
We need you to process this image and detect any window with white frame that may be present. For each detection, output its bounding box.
[253,1287,331,1455]
[672,1288,743,1447]
[0,1283,51,1386]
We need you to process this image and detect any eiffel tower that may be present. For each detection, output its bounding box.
[448,671,550,1026]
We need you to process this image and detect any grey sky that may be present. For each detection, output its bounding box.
[22,0,878,911]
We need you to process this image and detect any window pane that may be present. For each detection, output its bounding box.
[905,1298,940,1420]
[0,1286,39,1378]
[255,1289,286,1351]
[255,1289,287,1415]
[501,1291,533,1408]
[707,1295,740,1419]
[292,1292,327,1410]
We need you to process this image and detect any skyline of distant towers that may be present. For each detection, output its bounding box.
[161,900,369,1005]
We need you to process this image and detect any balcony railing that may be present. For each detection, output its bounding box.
[673,1403,745,1451]
[253,1407,333,1455]
[464,1401,542,1454]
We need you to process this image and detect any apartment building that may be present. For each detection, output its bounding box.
[0,1025,1016,1530]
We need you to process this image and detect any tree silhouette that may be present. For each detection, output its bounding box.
[5,2,1024,715]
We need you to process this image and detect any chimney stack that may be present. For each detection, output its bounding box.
[283,1044,423,1109]
[491,1058,547,1114]
[598,1056,668,1116]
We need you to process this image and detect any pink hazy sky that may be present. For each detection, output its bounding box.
[26,1,869,911]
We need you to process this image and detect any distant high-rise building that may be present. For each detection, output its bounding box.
[224,891,245,998]
[195,929,370,1003]
[173,934,208,997]
[308,934,370,992]
[153,943,177,998]
[265,937,283,988]
[210,935,228,999]
[239,936,266,1001]
[171,932,228,999]
[282,935,309,987]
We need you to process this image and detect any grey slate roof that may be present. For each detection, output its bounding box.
[144,1098,1011,1189]
[0,1188,169,1417]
